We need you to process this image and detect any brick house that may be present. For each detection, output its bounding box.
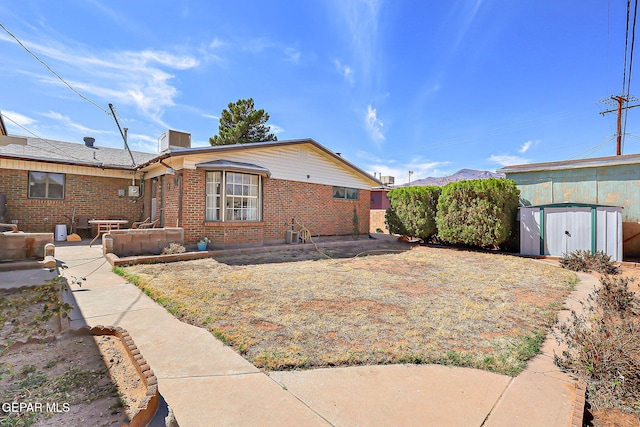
[0,137,155,234]
[137,133,379,247]
[0,132,379,248]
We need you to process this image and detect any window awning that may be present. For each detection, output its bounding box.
[195,159,271,177]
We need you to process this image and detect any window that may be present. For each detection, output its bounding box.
[333,186,359,200]
[28,171,65,200]
[206,171,261,221]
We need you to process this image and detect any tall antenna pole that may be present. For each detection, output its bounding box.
[599,95,640,155]
[108,103,136,166]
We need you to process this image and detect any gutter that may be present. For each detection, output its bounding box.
[0,154,139,171]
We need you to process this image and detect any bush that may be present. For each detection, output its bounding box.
[436,178,519,248]
[554,275,640,413]
[385,206,406,236]
[559,250,620,275]
[385,186,441,240]
[161,243,186,255]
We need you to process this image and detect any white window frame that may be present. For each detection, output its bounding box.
[206,171,262,222]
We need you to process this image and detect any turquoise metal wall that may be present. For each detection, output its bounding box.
[506,163,640,259]
[508,164,639,221]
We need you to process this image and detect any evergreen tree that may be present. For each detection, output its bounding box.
[209,98,277,146]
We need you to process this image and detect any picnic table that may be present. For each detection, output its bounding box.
[88,219,128,247]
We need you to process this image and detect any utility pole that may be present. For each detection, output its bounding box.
[408,170,413,186]
[600,95,640,155]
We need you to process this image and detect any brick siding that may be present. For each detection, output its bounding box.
[0,169,145,233]
[146,169,371,247]
[2,165,372,245]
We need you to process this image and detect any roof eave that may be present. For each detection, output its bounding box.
[498,153,640,174]
[138,138,381,185]
[0,154,138,170]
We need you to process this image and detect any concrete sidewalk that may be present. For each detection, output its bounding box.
[50,242,588,427]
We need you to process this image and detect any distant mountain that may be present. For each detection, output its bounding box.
[405,169,505,187]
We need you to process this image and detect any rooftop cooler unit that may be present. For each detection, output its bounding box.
[380,175,395,186]
[160,130,191,153]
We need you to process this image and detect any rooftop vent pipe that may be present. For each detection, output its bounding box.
[83,136,95,148]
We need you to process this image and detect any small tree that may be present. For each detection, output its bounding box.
[436,178,519,248]
[385,186,441,240]
[210,98,277,146]
[352,206,360,240]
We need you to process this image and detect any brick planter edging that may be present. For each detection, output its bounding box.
[570,379,587,427]
[68,326,159,427]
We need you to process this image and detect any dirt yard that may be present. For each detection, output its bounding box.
[0,282,144,426]
[120,242,578,376]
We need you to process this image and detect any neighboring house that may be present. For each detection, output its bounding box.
[498,154,640,259]
[0,132,379,248]
[369,187,391,233]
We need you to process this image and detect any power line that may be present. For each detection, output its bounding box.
[569,135,617,160]
[1,112,87,162]
[0,22,110,116]
[622,0,640,154]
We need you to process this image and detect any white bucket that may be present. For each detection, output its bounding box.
[55,224,67,241]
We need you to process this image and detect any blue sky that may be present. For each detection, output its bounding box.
[0,1,636,184]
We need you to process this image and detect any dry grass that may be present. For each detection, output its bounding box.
[119,244,577,376]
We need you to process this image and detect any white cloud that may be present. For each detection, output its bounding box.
[334,59,354,84]
[518,139,538,153]
[269,124,285,134]
[128,133,160,153]
[40,111,111,134]
[202,114,220,121]
[284,47,301,64]
[209,38,225,50]
[365,104,385,144]
[0,33,197,128]
[334,0,382,86]
[360,152,452,185]
[1,110,36,127]
[134,50,199,69]
[488,154,529,167]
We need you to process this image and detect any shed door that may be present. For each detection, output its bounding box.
[544,208,592,256]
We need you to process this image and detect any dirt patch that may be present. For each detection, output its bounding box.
[94,335,148,420]
[0,335,128,426]
[121,243,577,375]
[0,283,147,426]
[589,407,640,427]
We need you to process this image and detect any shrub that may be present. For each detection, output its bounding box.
[161,243,186,255]
[385,206,406,236]
[559,250,620,275]
[352,206,360,240]
[385,186,441,240]
[554,275,640,413]
[436,178,519,248]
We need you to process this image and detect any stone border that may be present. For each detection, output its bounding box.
[2,325,160,426]
[68,325,159,427]
[570,379,587,427]
[105,250,211,266]
[105,237,410,267]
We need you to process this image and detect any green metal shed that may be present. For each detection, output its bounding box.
[499,154,640,259]
[519,203,622,261]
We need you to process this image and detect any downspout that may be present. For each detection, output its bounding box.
[160,175,165,227]
[177,171,183,227]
